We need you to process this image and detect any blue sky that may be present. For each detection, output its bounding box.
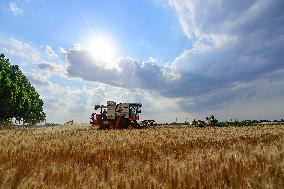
[1,0,284,123]
[1,0,190,62]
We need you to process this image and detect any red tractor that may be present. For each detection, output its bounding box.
[90,101,154,129]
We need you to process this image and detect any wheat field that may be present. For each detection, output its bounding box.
[0,125,283,189]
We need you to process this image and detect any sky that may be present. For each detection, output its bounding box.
[0,0,284,123]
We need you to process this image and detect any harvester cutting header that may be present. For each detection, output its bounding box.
[90,101,154,129]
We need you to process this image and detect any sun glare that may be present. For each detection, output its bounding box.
[86,35,118,64]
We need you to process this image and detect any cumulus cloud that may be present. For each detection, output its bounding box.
[38,62,65,72]
[167,0,284,112]
[27,73,50,87]
[9,2,23,15]
[36,62,68,80]
[66,49,166,90]
[65,0,284,114]
[59,47,67,54]
[45,45,58,57]
[0,38,41,64]
[167,1,284,89]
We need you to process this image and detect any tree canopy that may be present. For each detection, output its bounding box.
[0,53,45,125]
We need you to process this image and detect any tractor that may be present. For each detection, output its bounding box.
[90,101,153,129]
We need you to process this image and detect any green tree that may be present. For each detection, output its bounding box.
[0,53,45,125]
[206,115,218,127]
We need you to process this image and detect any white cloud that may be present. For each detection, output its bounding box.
[9,2,23,15]
[37,62,67,77]
[73,43,81,51]
[27,72,50,87]
[148,57,158,63]
[66,49,168,90]
[45,45,58,57]
[59,47,67,54]
[0,38,41,62]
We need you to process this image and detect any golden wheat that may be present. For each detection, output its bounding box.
[0,125,283,188]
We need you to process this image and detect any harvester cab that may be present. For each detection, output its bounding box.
[90,101,149,129]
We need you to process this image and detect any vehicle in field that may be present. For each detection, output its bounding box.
[90,101,154,129]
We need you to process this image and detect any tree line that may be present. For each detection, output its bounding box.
[0,53,45,125]
[159,116,284,127]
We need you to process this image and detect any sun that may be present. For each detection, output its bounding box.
[86,35,118,63]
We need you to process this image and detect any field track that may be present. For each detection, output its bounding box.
[0,125,283,188]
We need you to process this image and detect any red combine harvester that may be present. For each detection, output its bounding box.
[90,101,154,129]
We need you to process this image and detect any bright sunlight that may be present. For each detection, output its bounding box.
[86,35,118,64]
